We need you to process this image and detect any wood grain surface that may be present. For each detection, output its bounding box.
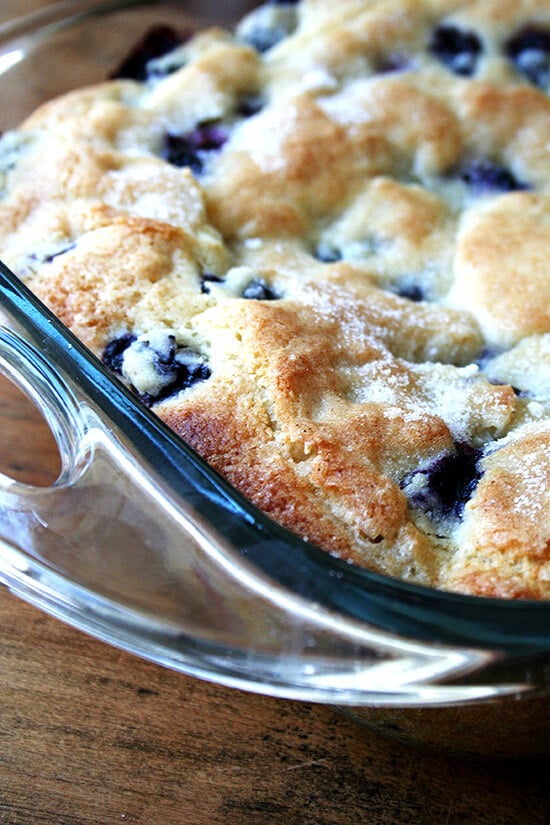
[1,3,550,823]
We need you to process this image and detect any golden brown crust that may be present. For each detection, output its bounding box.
[451,194,550,346]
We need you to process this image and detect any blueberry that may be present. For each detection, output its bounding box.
[374,53,411,74]
[487,378,527,397]
[108,25,188,81]
[241,278,279,300]
[101,333,137,374]
[512,386,531,398]
[244,27,288,53]
[43,242,76,263]
[108,333,211,406]
[395,282,425,302]
[402,441,483,521]
[458,158,528,193]
[236,94,265,118]
[28,242,76,267]
[505,26,550,88]
[239,4,298,53]
[475,346,499,367]
[313,243,342,263]
[429,23,482,76]
[161,124,228,174]
[140,342,211,406]
[200,272,224,294]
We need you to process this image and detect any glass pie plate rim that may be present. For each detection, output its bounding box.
[0,0,549,709]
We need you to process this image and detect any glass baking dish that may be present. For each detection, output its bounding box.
[1,0,550,756]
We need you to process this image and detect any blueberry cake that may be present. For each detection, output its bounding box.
[1,0,549,598]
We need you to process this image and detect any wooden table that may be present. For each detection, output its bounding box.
[1,3,550,822]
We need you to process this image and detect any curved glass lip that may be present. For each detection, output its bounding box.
[0,0,549,668]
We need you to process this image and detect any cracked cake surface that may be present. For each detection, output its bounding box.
[1,0,549,598]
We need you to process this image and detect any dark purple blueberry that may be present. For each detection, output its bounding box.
[145,53,188,81]
[402,441,483,521]
[476,350,529,396]
[489,379,528,397]
[374,53,412,74]
[161,124,228,175]
[476,346,499,364]
[133,336,211,405]
[28,242,76,266]
[458,158,528,193]
[101,333,137,375]
[237,94,265,117]
[429,24,482,76]
[512,386,531,398]
[45,242,76,263]
[109,25,188,82]
[153,335,179,377]
[240,5,298,53]
[241,278,279,300]
[140,356,211,406]
[505,26,550,88]
[200,272,224,294]
[244,27,286,53]
[102,333,210,404]
[313,243,342,263]
[395,282,425,302]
